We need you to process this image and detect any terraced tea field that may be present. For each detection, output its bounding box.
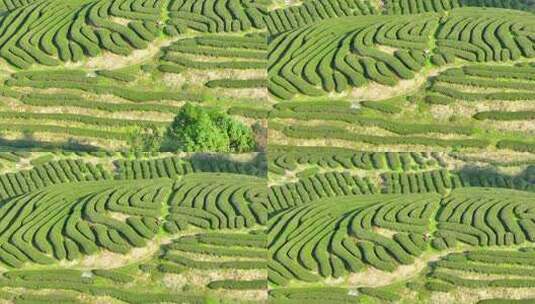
[0,0,534,303]
[0,0,271,150]
[267,147,535,303]
[0,152,268,303]
[2,149,535,303]
[266,0,535,154]
[0,0,532,154]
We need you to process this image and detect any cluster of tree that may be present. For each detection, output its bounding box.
[128,103,256,153]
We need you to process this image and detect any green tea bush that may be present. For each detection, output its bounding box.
[474,111,535,121]
[207,279,266,290]
[92,270,134,283]
[96,70,136,82]
[497,140,535,153]
[358,287,399,302]
[361,100,402,114]
[205,79,266,88]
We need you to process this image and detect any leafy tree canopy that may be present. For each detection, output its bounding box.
[166,103,256,153]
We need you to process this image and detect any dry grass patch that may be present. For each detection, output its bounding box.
[162,69,265,90]
[109,17,131,26]
[372,227,397,238]
[346,253,441,287]
[485,120,535,134]
[74,237,171,269]
[347,66,449,101]
[108,211,130,222]
[376,45,398,55]
[76,38,177,70]
[163,269,266,302]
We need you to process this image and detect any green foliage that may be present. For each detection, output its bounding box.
[269,287,361,304]
[0,152,21,162]
[92,270,134,283]
[166,0,267,34]
[165,175,267,230]
[280,124,488,149]
[358,287,399,302]
[127,124,164,153]
[265,0,376,34]
[268,10,535,99]
[29,154,54,166]
[268,147,438,175]
[96,70,137,82]
[497,140,535,153]
[268,192,440,284]
[165,103,256,153]
[114,155,265,179]
[207,279,266,290]
[425,280,454,292]
[384,0,535,14]
[474,111,535,121]
[205,79,267,88]
[361,99,403,114]
[0,0,162,69]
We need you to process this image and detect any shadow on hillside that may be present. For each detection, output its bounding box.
[187,152,268,177]
[455,164,535,190]
[0,138,100,152]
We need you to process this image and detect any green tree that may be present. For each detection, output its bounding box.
[210,111,256,152]
[165,103,255,152]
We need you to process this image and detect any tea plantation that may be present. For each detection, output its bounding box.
[0,149,534,303]
[266,0,535,155]
[0,0,534,303]
[0,152,268,303]
[0,0,532,153]
[267,146,535,303]
[0,0,271,151]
